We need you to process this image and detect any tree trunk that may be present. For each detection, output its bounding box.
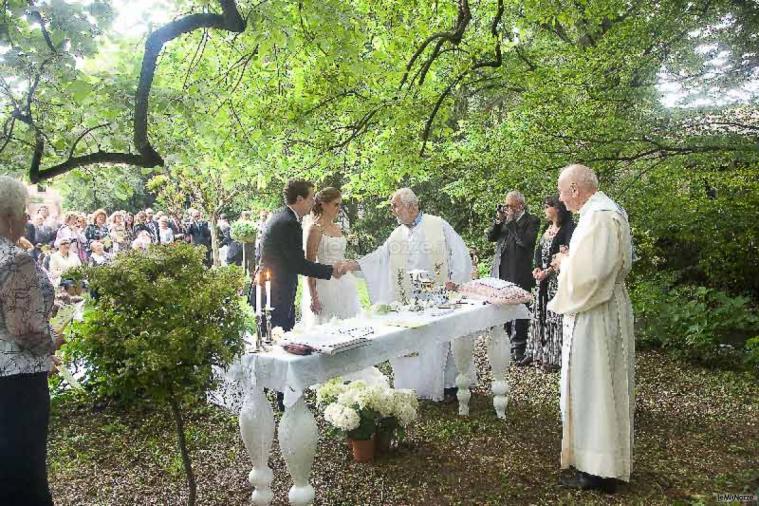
[210,214,220,267]
[168,394,197,506]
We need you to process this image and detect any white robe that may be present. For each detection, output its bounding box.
[358,215,472,401]
[547,191,635,481]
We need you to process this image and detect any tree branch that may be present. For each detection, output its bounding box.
[419,0,504,155]
[399,0,472,89]
[27,5,58,54]
[68,123,110,159]
[30,0,247,183]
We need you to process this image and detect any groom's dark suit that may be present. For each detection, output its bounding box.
[257,206,334,331]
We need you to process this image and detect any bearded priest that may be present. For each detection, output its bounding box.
[344,188,472,401]
[548,164,635,494]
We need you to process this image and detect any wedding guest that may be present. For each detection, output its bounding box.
[158,216,175,244]
[36,204,57,230]
[187,209,212,266]
[74,213,89,263]
[24,213,36,244]
[144,208,159,243]
[549,164,635,493]
[48,239,82,287]
[0,176,56,506]
[133,211,150,238]
[109,211,131,253]
[89,240,110,266]
[124,212,134,236]
[469,248,479,280]
[131,230,152,251]
[32,212,55,248]
[522,195,575,370]
[85,209,110,253]
[487,190,540,363]
[54,212,83,259]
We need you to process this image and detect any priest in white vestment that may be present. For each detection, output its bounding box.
[345,188,473,401]
[548,164,635,494]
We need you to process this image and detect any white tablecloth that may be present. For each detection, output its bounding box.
[209,302,529,411]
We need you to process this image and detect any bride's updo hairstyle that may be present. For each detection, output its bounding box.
[312,187,341,217]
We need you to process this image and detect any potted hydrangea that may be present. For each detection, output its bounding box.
[316,379,419,462]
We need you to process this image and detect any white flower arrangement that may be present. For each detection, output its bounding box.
[324,403,361,431]
[271,326,285,342]
[316,378,419,439]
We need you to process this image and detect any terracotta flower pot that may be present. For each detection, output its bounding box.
[350,436,375,463]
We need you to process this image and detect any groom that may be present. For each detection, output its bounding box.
[255,179,349,332]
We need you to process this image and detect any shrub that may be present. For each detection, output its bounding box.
[631,276,759,369]
[67,243,247,505]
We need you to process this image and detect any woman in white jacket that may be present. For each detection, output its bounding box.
[48,238,81,287]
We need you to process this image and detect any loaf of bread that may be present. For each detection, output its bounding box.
[457,277,532,305]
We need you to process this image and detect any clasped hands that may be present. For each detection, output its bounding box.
[332,259,360,279]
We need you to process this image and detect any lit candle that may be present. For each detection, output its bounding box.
[265,270,272,309]
[255,282,262,315]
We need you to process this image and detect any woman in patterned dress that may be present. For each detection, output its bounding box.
[0,176,57,505]
[521,195,575,371]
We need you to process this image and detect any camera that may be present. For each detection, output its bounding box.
[496,204,504,213]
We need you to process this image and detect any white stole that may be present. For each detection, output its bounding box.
[387,214,448,302]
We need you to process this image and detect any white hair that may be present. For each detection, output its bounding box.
[0,176,28,218]
[393,188,419,207]
[506,190,526,206]
[560,164,599,191]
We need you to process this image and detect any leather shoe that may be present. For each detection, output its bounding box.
[559,470,617,494]
[516,355,533,367]
[443,387,458,404]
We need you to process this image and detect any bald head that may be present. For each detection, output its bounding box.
[558,164,599,212]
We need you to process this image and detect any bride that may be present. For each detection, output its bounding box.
[301,187,387,386]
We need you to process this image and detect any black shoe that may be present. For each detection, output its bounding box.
[516,356,533,367]
[276,391,285,412]
[559,470,617,494]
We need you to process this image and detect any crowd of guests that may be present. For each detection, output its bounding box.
[20,205,229,291]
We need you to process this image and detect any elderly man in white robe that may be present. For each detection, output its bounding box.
[345,188,473,401]
[547,164,635,494]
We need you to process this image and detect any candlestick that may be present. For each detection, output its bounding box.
[265,270,272,309]
[255,283,262,315]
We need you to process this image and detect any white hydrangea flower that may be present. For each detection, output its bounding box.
[316,378,347,406]
[324,403,360,431]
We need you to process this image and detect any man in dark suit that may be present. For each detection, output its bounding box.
[256,180,348,332]
[187,209,212,266]
[145,208,160,244]
[487,190,540,363]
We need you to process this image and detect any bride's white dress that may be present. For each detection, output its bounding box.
[301,233,361,326]
[301,231,387,386]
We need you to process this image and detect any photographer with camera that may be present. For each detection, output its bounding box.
[487,190,540,363]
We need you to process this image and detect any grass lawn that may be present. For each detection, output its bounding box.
[48,345,758,505]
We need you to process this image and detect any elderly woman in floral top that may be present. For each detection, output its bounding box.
[85,208,111,253]
[0,176,57,505]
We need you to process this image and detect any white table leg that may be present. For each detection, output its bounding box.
[239,386,275,505]
[278,396,318,506]
[487,325,511,419]
[451,334,475,416]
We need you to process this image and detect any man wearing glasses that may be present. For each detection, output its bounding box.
[487,191,540,363]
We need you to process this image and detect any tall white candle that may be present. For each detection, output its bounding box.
[255,283,262,315]
[265,271,272,309]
